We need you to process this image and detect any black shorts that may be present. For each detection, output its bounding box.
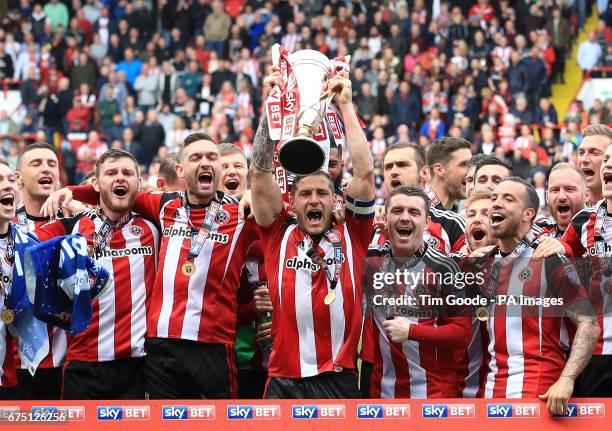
[573,354,612,397]
[62,358,145,400]
[238,369,268,399]
[265,369,360,399]
[16,367,63,400]
[359,361,373,398]
[143,338,237,399]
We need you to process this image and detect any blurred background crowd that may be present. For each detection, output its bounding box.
[0,0,610,209]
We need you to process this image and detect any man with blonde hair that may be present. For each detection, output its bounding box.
[577,124,612,206]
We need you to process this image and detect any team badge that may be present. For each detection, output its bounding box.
[427,236,440,249]
[130,225,143,237]
[518,267,533,283]
[216,209,230,225]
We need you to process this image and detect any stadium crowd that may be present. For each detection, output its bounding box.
[0,0,609,197]
[0,0,610,415]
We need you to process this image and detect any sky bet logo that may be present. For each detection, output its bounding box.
[162,405,215,420]
[292,405,345,419]
[554,403,605,418]
[226,405,280,420]
[487,404,540,418]
[357,404,410,419]
[422,404,475,418]
[97,406,150,421]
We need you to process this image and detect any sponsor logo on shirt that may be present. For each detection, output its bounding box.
[161,406,215,420]
[422,404,475,418]
[285,256,334,271]
[226,405,280,420]
[96,406,150,421]
[357,404,410,419]
[487,403,540,418]
[95,246,154,260]
[161,226,229,244]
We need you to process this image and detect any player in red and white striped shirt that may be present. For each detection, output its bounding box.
[13,143,67,399]
[366,187,471,398]
[251,70,375,398]
[50,135,260,399]
[36,149,159,399]
[482,177,598,415]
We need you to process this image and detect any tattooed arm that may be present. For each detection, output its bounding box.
[251,115,283,228]
[539,298,599,415]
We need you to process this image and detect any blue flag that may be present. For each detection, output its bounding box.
[24,234,111,337]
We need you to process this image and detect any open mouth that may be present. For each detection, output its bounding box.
[557,203,571,214]
[396,226,413,238]
[307,210,323,223]
[604,172,612,185]
[390,179,403,189]
[113,185,128,197]
[224,179,240,191]
[471,227,486,241]
[490,212,505,226]
[582,168,595,178]
[38,177,53,186]
[198,171,213,185]
[0,193,15,208]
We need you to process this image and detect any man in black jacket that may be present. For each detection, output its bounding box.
[137,109,165,167]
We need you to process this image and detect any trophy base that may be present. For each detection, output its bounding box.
[278,137,326,176]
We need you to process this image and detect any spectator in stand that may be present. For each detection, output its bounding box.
[577,31,603,75]
[44,0,69,31]
[116,47,143,86]
[180,61,203,98]
[134,63,158,112]
[535,97,559,128]
[420,107,446,141]
[138,109,166,167]
[390,81,421,135]
[523,47,548,108]
[204,1,231,58]
[13,42,39,81]
[20,68,41,119]
[158,61,179,107]
[0,110,18,152]
[67,96,92,132]
[546,7,570,84]
[0,39,14,80]
[357,82,378,123]
[70,51,97,90]
[75,130,107,183]
[512,95,534,126]
[97,87,121,136]
[477,123,498,155]
[122,127,145,165]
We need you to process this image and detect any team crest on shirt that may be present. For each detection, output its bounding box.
[427,237,439,249]
[518,267,533,283]
[216,209,230,225]
[130,225,143,237]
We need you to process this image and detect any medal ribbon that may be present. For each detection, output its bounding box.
[305,230,343,292]
[380,242,427,319]
[1,229,16,318]
[482,231,536,299]
[93,207,131,254]
[184,197,221,261]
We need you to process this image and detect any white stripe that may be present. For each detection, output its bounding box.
[320,236,345,363]
[222,219,245,279]
[463,318,484,397]
[504,261,526,398]
[124,223,147,358]
[403,339,427,398]
[180,223,217,341]
[0,324,6,383]
[484,315,498,398]
[157,205,183,338]
[277,225,296,310]
[379,329,397,398]
[295,243,318,377]
[51,328,67,367]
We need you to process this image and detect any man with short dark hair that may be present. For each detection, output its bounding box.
[473,156,513,191]
[425,137,473,212]
[35,149,159,399]
[251,70,375,398]
[480,178,598,414]
[365,186,470,398]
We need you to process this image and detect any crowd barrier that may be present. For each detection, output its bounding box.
[0,398,609,430]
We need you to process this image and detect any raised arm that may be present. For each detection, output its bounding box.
[330,71,375,202]
[251,115,283,228]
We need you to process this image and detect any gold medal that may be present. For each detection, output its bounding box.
[182,261,196,277]
[1,308,14,324]
[476,306,489,322]
[324,290,336,305]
